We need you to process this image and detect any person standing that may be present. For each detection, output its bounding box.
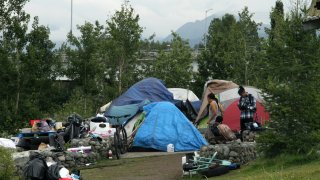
[237,86,256,141]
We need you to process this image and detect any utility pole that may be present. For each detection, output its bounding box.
[204,8,212,50]
[71,0,73,35]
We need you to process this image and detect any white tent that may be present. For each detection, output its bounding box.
[168,88,199,102]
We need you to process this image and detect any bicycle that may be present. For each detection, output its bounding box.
[106,114,130,159]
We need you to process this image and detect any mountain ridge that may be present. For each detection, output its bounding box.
[164,14,269,47]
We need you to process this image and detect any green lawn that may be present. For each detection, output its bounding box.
[187,154,320,180]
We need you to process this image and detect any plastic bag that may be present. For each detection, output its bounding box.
[23,153,48,180]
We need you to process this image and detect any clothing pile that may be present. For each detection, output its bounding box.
[23,152,82,180]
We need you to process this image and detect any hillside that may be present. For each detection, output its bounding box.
[164,15,269,48]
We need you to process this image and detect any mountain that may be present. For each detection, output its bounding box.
[164,14,215,48]
[164,15,270,48]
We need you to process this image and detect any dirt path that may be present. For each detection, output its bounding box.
[81,153,186,180]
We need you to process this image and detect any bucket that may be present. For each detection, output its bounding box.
[167,143,174,152]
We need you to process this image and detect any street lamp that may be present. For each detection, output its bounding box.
[204,8,213,50]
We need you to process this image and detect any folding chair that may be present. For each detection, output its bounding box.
[188,152,231,177]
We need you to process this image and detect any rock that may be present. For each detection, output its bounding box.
[200,145,208,152]
[229,151,238,157]
[89,141,96,145]
[222,145,230,157]
[65,155,73,161]
[12,151,30,168]
[58,155,66,162]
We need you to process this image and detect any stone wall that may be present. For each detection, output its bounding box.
[199,140,257,165]
[13,137,113,175]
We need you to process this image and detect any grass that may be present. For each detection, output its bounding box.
[186,154,320,180]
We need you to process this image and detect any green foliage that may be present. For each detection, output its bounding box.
[106,2,143,94]
[145,32,194,88]
[0,147,15,179]
[196,7,262,87]
[257,2,320,157]
[54,88,96,121]
[66,21,106,94]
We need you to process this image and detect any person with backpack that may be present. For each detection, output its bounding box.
[237,86,256,141]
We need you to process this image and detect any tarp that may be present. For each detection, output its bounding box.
[133,102,208,152]
[109,77,174,106]
[106,101,149,125]
[104,78,174,124]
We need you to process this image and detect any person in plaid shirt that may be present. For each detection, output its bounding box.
[237,86,256,141]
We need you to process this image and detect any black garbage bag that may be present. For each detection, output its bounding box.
[23,152,48,180]
[47,164,64,180]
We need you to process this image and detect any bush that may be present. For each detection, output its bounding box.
[0,147,15,179]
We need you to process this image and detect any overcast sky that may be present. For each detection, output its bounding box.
[24,0,305,42]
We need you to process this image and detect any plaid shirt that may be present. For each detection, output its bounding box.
[238,94,256,120]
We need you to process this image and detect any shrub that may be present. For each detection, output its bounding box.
[0,147,15,179]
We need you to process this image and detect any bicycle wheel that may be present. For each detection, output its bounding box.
[113,132,121,159]
[120,127,128,154]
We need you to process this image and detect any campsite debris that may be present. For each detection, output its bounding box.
[181,151,239,178]
[0,138,16,149]
[13,137,113,176]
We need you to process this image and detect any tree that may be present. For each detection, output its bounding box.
[64,21,106,115]
[196,8,262,90]
[22,16,59,112]
[145,32,194,88]
[258,0,320,156]
[0,0,31,132]
[106,1,143,94]
[0,0,30,115]
[236,7,262,85]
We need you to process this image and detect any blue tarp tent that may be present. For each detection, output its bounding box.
[105,78,174,124]
[133,102,208,152]
[109,77,174,106]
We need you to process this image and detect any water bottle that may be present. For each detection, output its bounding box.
[167,144,174,152]
[108,150,113,159]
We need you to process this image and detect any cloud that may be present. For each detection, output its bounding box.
[24,0,295,43]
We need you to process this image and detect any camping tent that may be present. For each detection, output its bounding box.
[218,87,269,131]
[168,88,201,122]
[195,79,238,123]
[196,80,270,131]
[168,88,199,102]
[108,77,174,107]
[133,102,208,151]
[104,78,174,125]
